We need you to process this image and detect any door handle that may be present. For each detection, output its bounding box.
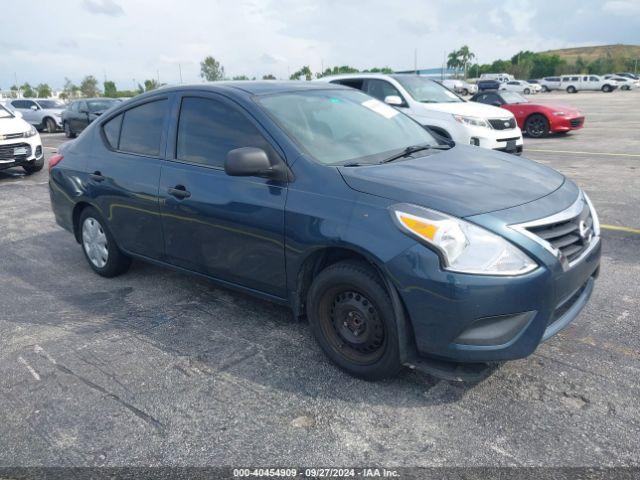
[89,171,105,182]
[168,185,191,199]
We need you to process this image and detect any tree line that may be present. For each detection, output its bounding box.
[448,45,639,79]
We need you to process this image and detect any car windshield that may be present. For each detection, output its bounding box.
[500,91,528,104]
[393,75,463,103]
[38,100,65,109]
[0,104,13,118]
[87,99,119,112]
[257,89,437,165]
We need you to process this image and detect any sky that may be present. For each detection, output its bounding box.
[1,0,639,90]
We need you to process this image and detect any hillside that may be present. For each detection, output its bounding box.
[539,44,640,62]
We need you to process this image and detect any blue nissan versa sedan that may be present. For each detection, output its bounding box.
[49,82,601,380]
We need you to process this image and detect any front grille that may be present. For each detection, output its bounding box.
[548,281,589,326]
[489,118,516,130]
[570,117,584,128]
[0,132,24,140]
[526,201,594,264]
[0,142,32,162]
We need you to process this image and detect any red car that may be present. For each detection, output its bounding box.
[470,90,585,138]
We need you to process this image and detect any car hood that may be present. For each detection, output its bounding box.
[338,145,565,217]
[413,100,513,119]
[538,103,582,115]
[0,115,31,136]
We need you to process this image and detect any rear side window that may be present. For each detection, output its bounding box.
[102,113,123,149]
[331,79,365,90]
[176,97,274,168]
[118,100,167,156]
[590,76,599,81]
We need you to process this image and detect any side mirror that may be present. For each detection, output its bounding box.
[384,95,403,106]
[30,105,39,111]
[225,147,274,178]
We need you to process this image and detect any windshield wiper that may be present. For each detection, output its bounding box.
[380,144,435,164]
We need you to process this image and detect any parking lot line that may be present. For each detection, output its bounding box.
[526,148,640,158]
[601,224,640,234]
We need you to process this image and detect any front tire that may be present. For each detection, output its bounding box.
[306,260,402,380]
[602,85,612,92]
[461,88,469,96]
[64,122,76,138]
[23,158,44,175]
[44,118,57,133]
[524,88,531,94]
[79,207,131,277]
[524,114,550,138]
[541,85,549,92]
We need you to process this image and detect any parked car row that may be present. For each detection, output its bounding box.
[48,81,601,380]
[2,97,121,136]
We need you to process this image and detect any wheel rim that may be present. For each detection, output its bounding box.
[527,117,547,137]
[82,217,109,268]
[320,287,386,365]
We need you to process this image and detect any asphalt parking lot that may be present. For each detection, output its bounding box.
[1,90,639,468]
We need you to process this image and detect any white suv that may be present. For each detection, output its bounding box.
[0,103,44,174]
[561,75,620,93]
[318,74,523,154]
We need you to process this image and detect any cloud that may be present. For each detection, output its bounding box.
[82,0,124,16]
[603,0,640,15]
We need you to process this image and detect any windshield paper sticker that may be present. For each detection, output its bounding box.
[361,99,399,119]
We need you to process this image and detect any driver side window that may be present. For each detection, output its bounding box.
[365,80,404,105]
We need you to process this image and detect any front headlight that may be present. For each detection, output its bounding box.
[453,114,490,128]
[23,126,37,138]
[391,204,537,275]
[552,111,566,116]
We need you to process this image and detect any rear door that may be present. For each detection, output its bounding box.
[159,92,287,297]
[86,97,170,259]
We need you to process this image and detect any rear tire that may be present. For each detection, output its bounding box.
[79,207,131,278]
[306,260,402,380]
[566,86,577,93]
[524,114,550,138]
[64,122,76,138]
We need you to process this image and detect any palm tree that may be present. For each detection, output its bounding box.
[458,45,476,79]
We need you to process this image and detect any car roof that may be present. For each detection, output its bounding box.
[145,81,346,98]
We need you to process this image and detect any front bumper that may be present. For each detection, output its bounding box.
[386,188,601,363]
[0,135,43,170]
[450,123,524,155]
[551,115,585,133]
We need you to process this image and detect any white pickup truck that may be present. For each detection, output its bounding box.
[561,75,620,93]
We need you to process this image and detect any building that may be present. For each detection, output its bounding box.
[394,67,463,79]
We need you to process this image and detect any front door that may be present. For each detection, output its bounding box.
[159,94,287,298]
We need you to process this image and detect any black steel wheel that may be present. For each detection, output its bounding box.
[307,260,401,380]
[524,114,549,138]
